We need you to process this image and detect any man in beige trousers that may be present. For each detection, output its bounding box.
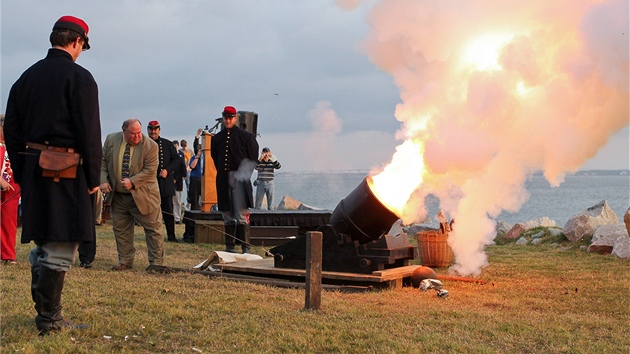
[100,118,164,270]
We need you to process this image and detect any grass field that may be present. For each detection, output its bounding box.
[1,223,629,353]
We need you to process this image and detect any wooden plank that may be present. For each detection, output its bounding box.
[372,265,421,281]
[215,258,415,285]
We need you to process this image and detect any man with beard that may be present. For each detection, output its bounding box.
[146,121,179,242]
[210,106,258,253]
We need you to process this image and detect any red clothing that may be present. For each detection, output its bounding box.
[1,143,20,261]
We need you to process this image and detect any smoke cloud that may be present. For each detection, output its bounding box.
[362,0,629,276]
[305,101,345,171]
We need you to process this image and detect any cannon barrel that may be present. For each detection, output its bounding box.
[329,176,399,244]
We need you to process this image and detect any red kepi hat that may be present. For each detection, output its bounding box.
[222,106,237,117]
[53,15,90,50]
[148,120,160,128]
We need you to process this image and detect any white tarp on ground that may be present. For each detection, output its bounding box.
[193,251,263,271]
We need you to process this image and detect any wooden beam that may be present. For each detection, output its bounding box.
[305,231,322,310]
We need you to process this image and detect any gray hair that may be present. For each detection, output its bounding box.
[122,118,141,131]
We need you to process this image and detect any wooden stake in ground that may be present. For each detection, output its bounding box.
[305,231,322,310]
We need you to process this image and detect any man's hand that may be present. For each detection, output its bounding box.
[120,178,133,190]
[88,186,99,195]
[100,182,112,194]
[159,169,168,178]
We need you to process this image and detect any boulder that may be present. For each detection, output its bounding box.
[624,207,630,237]
[521,217,556,229]
[531,231,545,239]
[548,228,563,238]
[505,223,526,240]
[611,236,630,258]
[495,220,512,236]
[562,200,618,242]
[515,237,528,245]
[591,223,628,243]
[277,195,324,211]
[298,203,323,211]
[587,244,613,255]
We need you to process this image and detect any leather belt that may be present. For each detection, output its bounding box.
[26,142,75,153]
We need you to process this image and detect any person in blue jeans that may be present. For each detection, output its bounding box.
[254,147,281,210]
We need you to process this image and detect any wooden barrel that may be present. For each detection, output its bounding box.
[417,230,454,267]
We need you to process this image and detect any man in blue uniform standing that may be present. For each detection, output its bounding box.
[210,106,258,253]
[4,15,101,335]
[147,121,180,242]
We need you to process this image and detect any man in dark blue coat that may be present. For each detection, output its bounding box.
[210,106,258,253]
[4,15,100,335]
[147,121,180,242]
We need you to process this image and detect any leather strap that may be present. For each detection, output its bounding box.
[26,142,75,153]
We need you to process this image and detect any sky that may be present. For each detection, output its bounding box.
[1,0,628,174]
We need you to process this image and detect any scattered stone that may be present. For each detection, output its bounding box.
[277,195,303,210]
[531,231,545,239]
[531,238,544,245]
[562,200,618,242]
[515,237,528,245]
[591,223,628,243]
[277,195,324,211]
[521,217,556,229]
[505,223,526,240]
[548,228,563,238]
[611,236,630,258]
[298,203,323,211]
[587,244,614,255]
[405,223,436,236]
[495,220,512,236]
[624,207,630,237]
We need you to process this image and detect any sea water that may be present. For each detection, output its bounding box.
[271,170,629,226]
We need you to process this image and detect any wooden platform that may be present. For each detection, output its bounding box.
[213,258,421,289]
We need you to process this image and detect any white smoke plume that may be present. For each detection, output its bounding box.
[361,0,629,276]
[305,101,345,170]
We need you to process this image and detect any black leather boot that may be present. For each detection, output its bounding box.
[224,221,237,253]
[31,265,41,314]
[239,224,251,254]
[36,267,88,335]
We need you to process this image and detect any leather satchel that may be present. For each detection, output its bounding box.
[39,149,81,182]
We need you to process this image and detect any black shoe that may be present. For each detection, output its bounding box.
[167,236,179,243]
[224,246,237,253]
[79,262,92,269]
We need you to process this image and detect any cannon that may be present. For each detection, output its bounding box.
[269,177,417,274]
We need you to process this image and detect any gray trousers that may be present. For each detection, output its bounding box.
[30,241,79,272]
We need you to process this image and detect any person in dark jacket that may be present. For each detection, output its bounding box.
[146,121,180,242]
[210,106,258,253]
[4,15,100,335]
[172,140,187,224]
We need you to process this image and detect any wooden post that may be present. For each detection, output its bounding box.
[201,132,218,212]
[305,231,322,310]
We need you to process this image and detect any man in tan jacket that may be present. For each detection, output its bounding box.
[100,118,164,270]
